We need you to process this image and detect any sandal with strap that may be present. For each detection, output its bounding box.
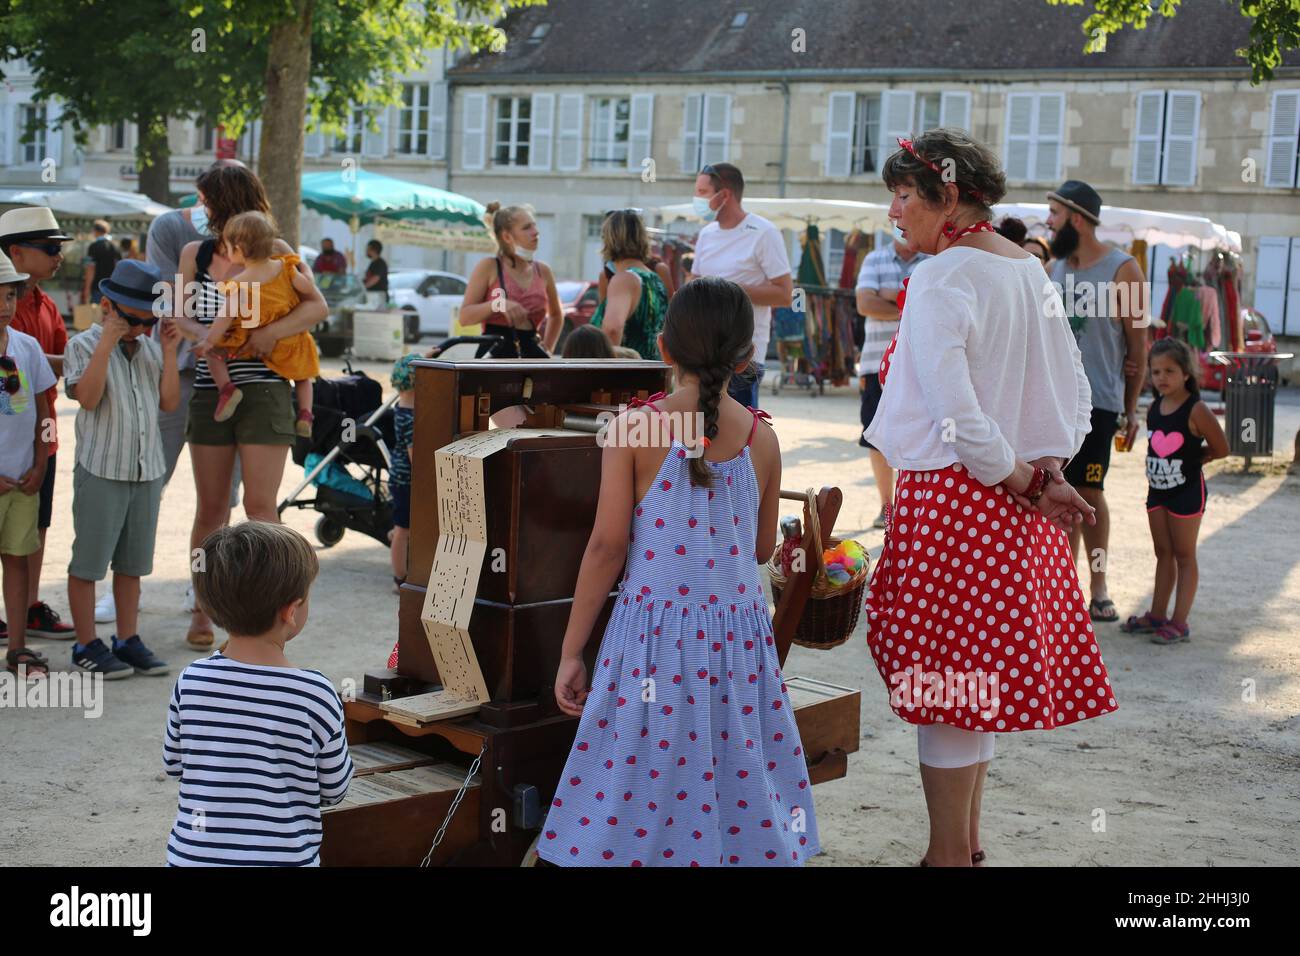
[6,647,50,679]
[971,849,987,865]
[1121,612,1167,634]
[1089,598,1119,623]
[1150,621,1190,645]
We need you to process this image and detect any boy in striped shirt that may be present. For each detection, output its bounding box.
[164,521,352,866]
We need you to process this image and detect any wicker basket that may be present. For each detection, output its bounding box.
[767,488,869,649]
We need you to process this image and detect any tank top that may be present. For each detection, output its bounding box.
[1050,247,1133,414]
[192,239,286,390]
[1145,392,1202,495]
[487,257,548,330]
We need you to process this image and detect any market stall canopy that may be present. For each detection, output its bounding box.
[300,170,484,228]
[0,185,172,219]
[658,198,893,233]
[994,203,1242,254]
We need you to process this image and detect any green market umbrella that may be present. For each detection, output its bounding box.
[300,169,484,229]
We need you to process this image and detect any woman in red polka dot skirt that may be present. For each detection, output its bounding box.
[863,131,1119,867]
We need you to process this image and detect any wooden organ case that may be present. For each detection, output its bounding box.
[321,358,860,866]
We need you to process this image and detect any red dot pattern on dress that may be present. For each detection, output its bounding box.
[864,463,1120,732]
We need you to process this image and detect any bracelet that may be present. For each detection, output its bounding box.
[1024,466,1049,502]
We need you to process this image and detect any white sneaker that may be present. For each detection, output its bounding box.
[94,591,116,623]
[182,585,197,613]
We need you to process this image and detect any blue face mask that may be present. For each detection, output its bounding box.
[892,222,906,243]
[605,260,617,273]
[692,195,718,223]
[190,204,210,235]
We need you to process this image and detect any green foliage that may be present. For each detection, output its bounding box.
[1047,0,1300,83]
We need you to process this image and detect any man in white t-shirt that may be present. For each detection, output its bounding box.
[686,163,792,408]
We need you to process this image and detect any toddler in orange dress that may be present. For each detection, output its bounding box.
[195,211,319,436]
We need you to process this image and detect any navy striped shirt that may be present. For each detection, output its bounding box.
[192,242,286,390]
[163,654,353,867]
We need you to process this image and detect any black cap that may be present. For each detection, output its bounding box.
[1046,180,1102,225]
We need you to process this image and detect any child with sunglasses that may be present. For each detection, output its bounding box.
[0,250,56,680]
[63,260,181,679]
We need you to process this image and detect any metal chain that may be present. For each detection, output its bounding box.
[420,742,487,868]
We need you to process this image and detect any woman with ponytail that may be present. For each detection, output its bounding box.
[458,202,563,357]
[540,276,819,867]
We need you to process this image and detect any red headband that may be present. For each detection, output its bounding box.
[896,137,987,205]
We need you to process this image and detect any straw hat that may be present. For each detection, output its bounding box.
[0,206,72,243]
[0,249,31,284]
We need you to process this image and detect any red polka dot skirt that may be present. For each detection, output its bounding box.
[864,464,1119,733]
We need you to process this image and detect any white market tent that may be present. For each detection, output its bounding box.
[657,197,893,233]
[0,185,172,219]
[994,202,1242,254]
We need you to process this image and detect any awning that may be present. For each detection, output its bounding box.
[994,203,1242,253]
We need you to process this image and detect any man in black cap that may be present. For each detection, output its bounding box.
[1046,180,1148,625]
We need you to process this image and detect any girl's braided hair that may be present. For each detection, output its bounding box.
[660,276,755,487]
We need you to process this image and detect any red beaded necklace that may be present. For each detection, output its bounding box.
[942,219,995,243]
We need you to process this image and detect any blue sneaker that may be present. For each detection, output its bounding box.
[73,638,133,680]
[112,635,170,676]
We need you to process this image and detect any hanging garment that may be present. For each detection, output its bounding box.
[1170,287,1205,350]
[1194,285,1221,350]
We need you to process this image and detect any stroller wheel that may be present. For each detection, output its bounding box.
[315,515,345,548]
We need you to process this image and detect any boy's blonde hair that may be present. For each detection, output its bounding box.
[194,521,318,636]
[223,211,278,260]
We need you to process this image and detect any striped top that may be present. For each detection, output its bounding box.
[163,654,353,867]
[63,325,167,482]
[855,244,930,373]
[192,239,287,390]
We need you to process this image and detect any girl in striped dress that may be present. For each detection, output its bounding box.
[539,277,819,867]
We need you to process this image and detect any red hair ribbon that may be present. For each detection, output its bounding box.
[896,137,986,205]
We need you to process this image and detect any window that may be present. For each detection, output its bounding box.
[528,24,550,42]
[108,120,130,152]
[398,83,430,155]
[1255,236,1300,335]
[681,93,730,172]
[195,121,216,154]
[826,90,971,177]
[494,96,531,166]
[1003,92,1065,183]
[1132,90,1200,186]
[730,11,749,29]
[590,97,630,166]
[1265,90,1300,188]
[333,107,364,155]
[21,105,47,164]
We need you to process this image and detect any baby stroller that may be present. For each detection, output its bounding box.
[277,361,397,548]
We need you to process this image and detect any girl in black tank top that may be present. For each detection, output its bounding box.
[1121,340,1228,645]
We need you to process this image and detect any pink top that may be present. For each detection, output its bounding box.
[487,258,548,330]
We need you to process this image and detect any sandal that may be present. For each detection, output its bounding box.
[971,849,986,865]
[186,626,215,650]
[1089,598,1119,623]
[1150,621,1190,645]
[1121,612,1166,634]
[6,647,50,679]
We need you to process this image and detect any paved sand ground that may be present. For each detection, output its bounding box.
[3,359,1298,866]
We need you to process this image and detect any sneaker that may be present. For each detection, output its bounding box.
[72,638,134,680]
[95,590,117,623]
[214,383,243,422]
[27,601,77,640]
[182,584,197,614]
[112,635,170,676]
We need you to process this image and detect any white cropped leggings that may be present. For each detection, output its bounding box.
[917,723,995,769]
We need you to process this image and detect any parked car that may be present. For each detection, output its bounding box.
[312,271,369,358]
[388,269,468,341]
[558,280,600,327]
[1200,308,1277,392]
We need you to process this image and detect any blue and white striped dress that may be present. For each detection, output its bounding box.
[538,407,820,867]
[163,654,353,866]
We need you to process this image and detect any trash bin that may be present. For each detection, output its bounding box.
[1209,351,1295,467]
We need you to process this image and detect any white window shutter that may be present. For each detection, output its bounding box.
[627,93,654,172]
[1033,93,1064,183]
[1287,238,1300,336]
[825,91,855,177]
[461,92,487,170]
[939,91,971,133]
[1133,90,1165,185]
[878,90,915,169]
[701,93,730,166]
[44,100,62,165]
[429,83,447,160]
[1003,93,1033,180]
[361,107,389,158]
[555,93,583,171]
[1254,236,1289,329]
[0,104,11,166]
[680,93,702,172]
[529,92,555,171]
[1265,90,1300,188]
[1160,91,1200,186]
